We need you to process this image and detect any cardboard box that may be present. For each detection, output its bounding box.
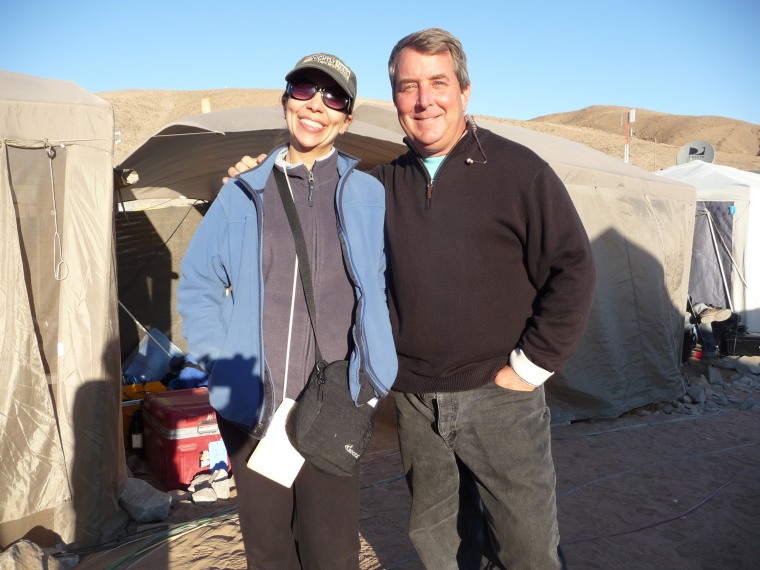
[143,388,230,490]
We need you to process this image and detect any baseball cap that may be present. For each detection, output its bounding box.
[285,53,357,103]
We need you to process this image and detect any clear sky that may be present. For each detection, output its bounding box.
[2,0,758,124]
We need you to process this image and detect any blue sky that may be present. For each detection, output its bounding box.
[3,0,758,124]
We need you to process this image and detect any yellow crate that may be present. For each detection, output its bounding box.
[122,381,167,450]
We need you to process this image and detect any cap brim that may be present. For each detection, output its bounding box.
[285,65,355,101]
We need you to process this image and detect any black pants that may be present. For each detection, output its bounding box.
[218,414,361,570]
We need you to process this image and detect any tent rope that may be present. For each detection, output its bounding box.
[46,142,69,281]
[699,208,750,291]
[3,136,117,148]
[118,300,175,359]
[151,130,226,138]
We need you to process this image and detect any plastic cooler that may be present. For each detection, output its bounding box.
[143,388,230,490]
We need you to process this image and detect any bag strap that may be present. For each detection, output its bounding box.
[273,167,324,363]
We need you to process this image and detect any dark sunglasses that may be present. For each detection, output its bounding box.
[287,81,352,112]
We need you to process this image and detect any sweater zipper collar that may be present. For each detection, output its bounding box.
[276,147,324,208]
[404,130,472,209]
[308,169,315,207]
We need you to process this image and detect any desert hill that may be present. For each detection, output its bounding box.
[531,105,760,167]
[101,88,284,164]
[100,89,760,173]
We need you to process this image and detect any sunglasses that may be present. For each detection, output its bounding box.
[287,81,352,112]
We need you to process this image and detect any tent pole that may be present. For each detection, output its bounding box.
[118,300,175,359]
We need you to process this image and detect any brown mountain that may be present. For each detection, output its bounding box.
[101,90,760,173]
[527,105,760,171]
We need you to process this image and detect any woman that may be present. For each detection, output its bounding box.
[177,53,397,569]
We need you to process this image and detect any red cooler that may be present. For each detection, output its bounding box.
[143,388,230,490]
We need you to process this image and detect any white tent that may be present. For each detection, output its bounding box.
[116,104,697,423]
[656,161,760,332]
[0,71,124,548]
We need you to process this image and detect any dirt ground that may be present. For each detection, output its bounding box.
[73,356,760,570]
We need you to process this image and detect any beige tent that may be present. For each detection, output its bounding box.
[115,105,406,202]
[359,108,698,421]
[116,104,697,424]
[0,71,124,548]
[112,106,409,354]
[0,78,698,549]
[466,115,697,421]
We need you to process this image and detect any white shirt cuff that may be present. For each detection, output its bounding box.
[509,348,554,387]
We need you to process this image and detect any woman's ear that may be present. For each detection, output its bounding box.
[339,114,353,135]
[281,92,289,116]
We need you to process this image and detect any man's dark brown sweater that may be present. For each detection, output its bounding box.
[372,127,596,394]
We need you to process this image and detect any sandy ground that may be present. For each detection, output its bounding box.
[71,356,760,570]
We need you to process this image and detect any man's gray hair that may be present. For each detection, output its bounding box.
[388,28,470,90]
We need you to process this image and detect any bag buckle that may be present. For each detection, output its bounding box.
[315,361,328,384]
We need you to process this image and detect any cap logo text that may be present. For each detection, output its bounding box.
[302,54,351,82]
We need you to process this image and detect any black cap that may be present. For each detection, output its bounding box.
[285,53,357,103]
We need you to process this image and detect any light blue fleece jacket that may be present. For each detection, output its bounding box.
[177,148,397,433]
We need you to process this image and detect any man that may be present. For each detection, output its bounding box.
[228,28,595,569]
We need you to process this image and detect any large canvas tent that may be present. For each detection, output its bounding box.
[463,115,697,422]
[113,106,409,354]
[115,106,407,202]
[116,104,697,424]
[0,76,699,550]
[0,71,124,548]
[656,161,760,333]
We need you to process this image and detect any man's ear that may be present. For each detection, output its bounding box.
[461,84,471,110]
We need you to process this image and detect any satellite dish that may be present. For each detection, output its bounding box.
[677,140,715,165]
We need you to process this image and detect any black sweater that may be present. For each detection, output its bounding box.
[372,127,596,394]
